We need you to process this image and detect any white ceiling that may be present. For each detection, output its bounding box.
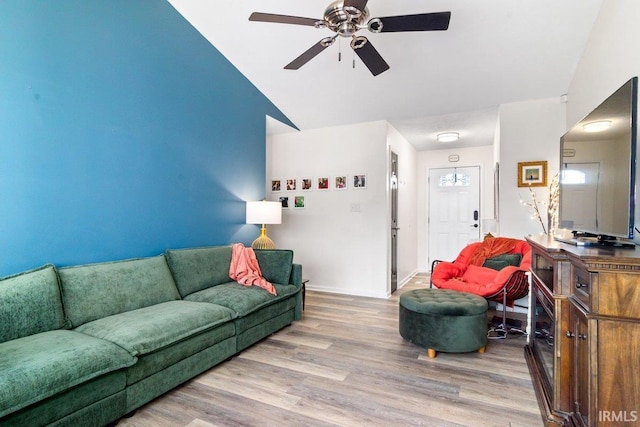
[168,0,603,151]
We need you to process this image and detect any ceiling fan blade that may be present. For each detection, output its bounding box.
[373,12,451,32]
[249,12,320,27]
[351,37,389,76]
[284,39,333,70]
[343,0,369,12]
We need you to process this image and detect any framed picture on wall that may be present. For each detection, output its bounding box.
[334,175,347,190]
[301,177,313,191]
[517,161,547,187]
[294,196,305,208]
[353,174,367,189]
[278,196,289,209]
[317,177,329,190]
[285,179,297,191]
[271,179,282,192]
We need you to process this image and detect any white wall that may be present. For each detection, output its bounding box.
[263,0,638,295]
[497,97,566,238]
[267,120,417,298]
[567,0,639,127]
[417,145,495,272]
[566,0,640,243]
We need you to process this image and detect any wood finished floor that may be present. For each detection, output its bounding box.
[117,275,543,427]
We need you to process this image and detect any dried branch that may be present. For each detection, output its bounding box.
[520,172,560,235]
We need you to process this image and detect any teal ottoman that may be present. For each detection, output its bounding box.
[399,288,488,358]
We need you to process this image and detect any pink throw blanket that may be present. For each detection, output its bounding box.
[229,243,277,296]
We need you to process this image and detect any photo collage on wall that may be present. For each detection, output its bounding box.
[271,174,367,209]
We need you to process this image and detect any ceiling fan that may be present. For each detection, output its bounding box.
[249,0,451,76]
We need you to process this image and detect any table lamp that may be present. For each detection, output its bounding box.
[246,200,282,249]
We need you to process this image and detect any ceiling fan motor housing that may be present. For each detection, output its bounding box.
[324,1,369,37]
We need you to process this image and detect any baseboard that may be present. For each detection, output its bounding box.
[305,284,389,299]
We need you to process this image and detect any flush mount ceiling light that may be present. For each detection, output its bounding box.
[582,120,611,133]
[437,132,459,143]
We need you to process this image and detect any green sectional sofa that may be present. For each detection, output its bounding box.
[0,246,302,427]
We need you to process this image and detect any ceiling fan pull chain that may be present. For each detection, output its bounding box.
[338,38,342,62]
[353,50,356,69]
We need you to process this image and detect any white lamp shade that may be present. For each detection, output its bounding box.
[246,201,282,225]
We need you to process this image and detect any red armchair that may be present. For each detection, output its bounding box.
[430,237,531,336]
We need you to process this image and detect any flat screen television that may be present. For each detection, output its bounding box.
[557,77,638,247]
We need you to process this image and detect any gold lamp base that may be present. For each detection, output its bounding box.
[251,225,276,249]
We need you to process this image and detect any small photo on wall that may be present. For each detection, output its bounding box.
[353,174,367,189]
[286,179,297,191]
[271,180,282,192]
[334,175,348,190]
[294,196,305,208]
[279,196,289,209]
[317,177,330,190]
[301,177,313,191]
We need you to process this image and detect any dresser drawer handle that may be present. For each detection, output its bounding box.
[575,281,589,289]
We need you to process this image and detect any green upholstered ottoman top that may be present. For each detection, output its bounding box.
[400,289,487,316]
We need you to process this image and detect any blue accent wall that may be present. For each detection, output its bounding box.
[0,0,295,276]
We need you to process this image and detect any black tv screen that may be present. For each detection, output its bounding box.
[558,77,638,243]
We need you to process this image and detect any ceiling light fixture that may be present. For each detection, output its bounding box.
[437,132,459,143]
[582,120,611,133]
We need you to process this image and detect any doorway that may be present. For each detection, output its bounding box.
[390,151,399,294]
[428,166,481,267]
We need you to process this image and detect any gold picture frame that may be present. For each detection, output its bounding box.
[517,161,547,187]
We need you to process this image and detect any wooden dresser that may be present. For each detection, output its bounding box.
[525,235,640,427]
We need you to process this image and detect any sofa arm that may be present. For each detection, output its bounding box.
[290,263,302,288]
[290,263,303,320]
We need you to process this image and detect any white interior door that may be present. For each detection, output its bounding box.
[428,166,481,267]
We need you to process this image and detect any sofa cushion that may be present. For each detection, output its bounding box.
[462,264,498,286]
[0,330,135,418]
[125,322,236,385]
[58,256,180,328]
[165,246,233,297]
[184,281,299,317]
[0,264,65,344]
[254,249,294,286]
[74,300,236,356]
[483,253,522,271]
[1,372,126,427]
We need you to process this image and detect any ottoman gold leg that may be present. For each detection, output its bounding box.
[478,346,486,354]
[427,348,437,358]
